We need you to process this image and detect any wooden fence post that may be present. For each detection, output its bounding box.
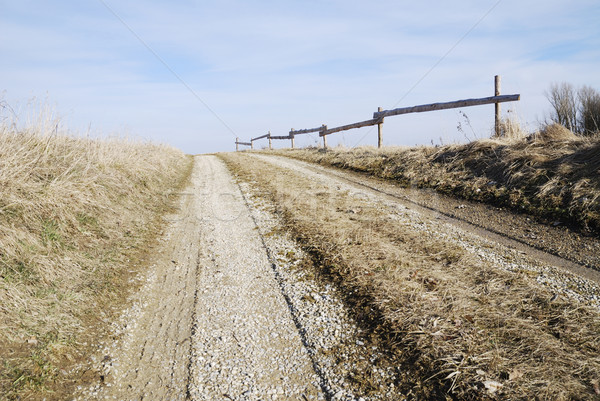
[268,131,272,150]
[236,137,239,152]
[251,139,254,150]
[495,75,501,137]
[322,125,328,149]
[290,129,295,149]
[377,107,383,148]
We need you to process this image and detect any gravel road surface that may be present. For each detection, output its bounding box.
[73,152,600,400]
[74,155,398,400]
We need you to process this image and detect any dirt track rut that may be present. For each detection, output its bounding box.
[74,160,203,399]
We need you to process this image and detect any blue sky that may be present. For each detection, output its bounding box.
[2,0,599,153]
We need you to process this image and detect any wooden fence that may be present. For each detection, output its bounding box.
[236,75,520,150]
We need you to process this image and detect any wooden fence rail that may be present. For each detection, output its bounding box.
[373,94,520,119]
[235,75,520,151]
[320,118,381,136]
[252,133,270,141]
[290,125,326,135]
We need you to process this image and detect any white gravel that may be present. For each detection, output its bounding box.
[187,156,323,400]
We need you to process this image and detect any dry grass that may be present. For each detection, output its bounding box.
[272,124,600,234]
[0,106,191,398]
[222,152,600,400]
[496,116,528,140]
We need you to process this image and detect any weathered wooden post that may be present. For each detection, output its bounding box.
[290,129,295,149]
[268,131,272,150]
[321,125,328,149]
[495,75,501,137]
[377,106,383,148]
[236,137,239,152]
[250,139,254,150]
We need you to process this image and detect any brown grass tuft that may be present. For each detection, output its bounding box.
[496,116,528,140]
[534,123,579,142]
[0,106,191,398]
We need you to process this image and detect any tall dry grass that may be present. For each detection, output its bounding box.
[0,104,191,398]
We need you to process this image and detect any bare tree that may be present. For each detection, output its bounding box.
[546,82,578,132]
[578,85,600,135]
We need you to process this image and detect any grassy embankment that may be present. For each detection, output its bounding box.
[274,124,600,235]
[0,110,192,399]
[221,125,600,400]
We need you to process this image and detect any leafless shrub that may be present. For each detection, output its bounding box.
[545,82,600,136]
[546,82,578,132]
[578,85,600,136]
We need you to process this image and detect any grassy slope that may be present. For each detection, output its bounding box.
[273,124,600,235]
[0,121,191,399]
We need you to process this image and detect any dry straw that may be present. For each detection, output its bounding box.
[0,102,190,397]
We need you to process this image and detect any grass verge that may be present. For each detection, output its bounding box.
[221,151,600,400]
[0,111,192,399]
[270,124,600,235]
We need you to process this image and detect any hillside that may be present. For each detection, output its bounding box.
[0,114,191,398]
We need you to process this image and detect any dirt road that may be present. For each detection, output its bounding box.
[221,152,600,399]
[74,155,327,400]
[75,155,400,400]
[73,153,600,400]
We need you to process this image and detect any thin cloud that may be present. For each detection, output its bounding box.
[1,0,599,152]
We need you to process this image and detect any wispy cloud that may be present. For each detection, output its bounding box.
[1,0,599,152]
